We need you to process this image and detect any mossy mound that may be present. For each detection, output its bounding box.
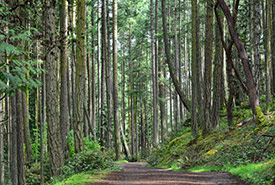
[148,116,275,184]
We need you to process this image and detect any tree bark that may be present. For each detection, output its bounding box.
[151,0,159,146]
[113,0,122,160]
[74,0,86,153]
[97,0,102,143]
[45,0,64,176]
[251,0,261,95]
[203,0,214,133]
[60,0,69,154]
[100,0,106,146]
[266,0,272,110]
[11,94,18,185]
[16,90,25,185]
[191,0,199,135]
[22,91,32,163]
[173,0,179,131]
[212,11,223,128]
[129,24,134,158]
[105,0,112,148]
[0,100,4,185]
[91,5,96,140]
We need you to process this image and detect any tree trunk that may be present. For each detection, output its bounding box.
[154,0,159,146]
[212,11,223,128]
[151,0,158,146]
[159,58,167,143]
[100,0,106,146]
[272,0,275,94]
[161,0,191,113]
[251,0,261,95]
[121,47,126,136]
[173,0,179,131]
[97,0,102,143]
[74,0,86,153]
[191,0,199,135]
[203,0,214,133]
[22,91,32,163]
[0,100,4,185]
[129,24,134,158]
[11,94,18,185]
[113,0,122,160]
[16,90,25,184]
[105,0,112,148]
[45,1,64,176]
[266,0,272,110]
[178,0,184,122]
[60,0,69,153]
[91,5,96,140]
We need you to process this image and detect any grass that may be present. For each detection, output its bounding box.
[114,160,128,164]
[54,170,111,185]
[187,165,221,172]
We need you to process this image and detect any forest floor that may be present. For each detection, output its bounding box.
[89,162,248,185]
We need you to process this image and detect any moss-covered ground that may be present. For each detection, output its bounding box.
[148,107,275,185]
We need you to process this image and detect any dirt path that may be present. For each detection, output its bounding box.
[90,162,248,185]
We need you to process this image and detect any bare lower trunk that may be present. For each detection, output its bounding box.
[16,90,25,185]
[60,0,69,153]
[11,94,18,185]
[0,100,4,185]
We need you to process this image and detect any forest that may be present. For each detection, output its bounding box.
[0,0,275,184]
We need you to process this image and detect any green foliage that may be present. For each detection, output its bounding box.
[0,2,41,94]
[30,122,47,162]
[62,139,114,179]
[53,170,112,185]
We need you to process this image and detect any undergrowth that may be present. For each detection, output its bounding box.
[148,106,275,185]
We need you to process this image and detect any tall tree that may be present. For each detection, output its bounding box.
[161,0,191,114]
[266,0,272,110]
[113,0,122,160]
[97,0,102,143]
[106,0,112,148]
[212,10,223,128]
[100,0,106,146]
[217,0,265,123]
[129,24,134,158]
[191,0,199,135]
[74,0,86,153]
[45,0,64,176]
[173,0,179,130]
[90,4,96,140]
[151,0,159,146]
[251,0,261,95]
[60,0,69,153]
[203,0,214,132]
